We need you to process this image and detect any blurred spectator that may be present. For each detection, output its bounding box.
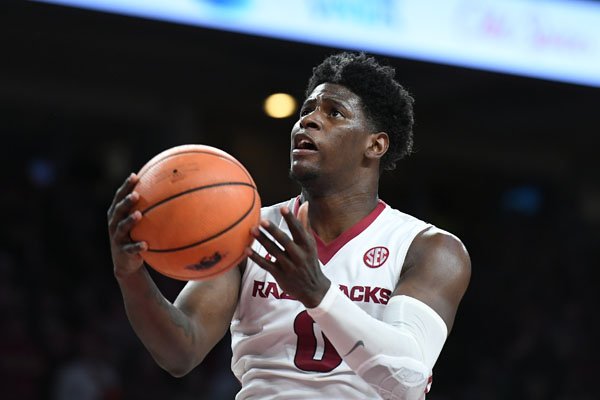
[52,328,120,400]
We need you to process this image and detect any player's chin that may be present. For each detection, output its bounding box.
[289,162,319,183]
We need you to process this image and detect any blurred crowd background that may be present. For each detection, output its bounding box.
[1,1,599,399]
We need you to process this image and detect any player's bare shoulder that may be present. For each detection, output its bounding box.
[405,227,471,281]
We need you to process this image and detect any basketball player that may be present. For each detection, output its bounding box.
[107,52,470,399]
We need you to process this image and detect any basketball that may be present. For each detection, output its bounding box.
[129,144,261,281]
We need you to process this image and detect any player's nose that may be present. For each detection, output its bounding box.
[299,110,321,131]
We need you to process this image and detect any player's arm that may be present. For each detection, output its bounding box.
[395,227,471,334]
[108,173,241,377]
[116,266,240,377]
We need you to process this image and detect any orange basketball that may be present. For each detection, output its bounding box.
[130,144,261,281]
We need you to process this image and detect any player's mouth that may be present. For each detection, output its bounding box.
[292,134,318,155]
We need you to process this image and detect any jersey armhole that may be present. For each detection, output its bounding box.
[397,224,433,279]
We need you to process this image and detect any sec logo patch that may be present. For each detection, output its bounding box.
[363,246,389,268]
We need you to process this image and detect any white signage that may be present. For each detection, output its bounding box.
[36,0,600,87]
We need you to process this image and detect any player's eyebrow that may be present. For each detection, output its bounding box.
[324,96,351,110]
[302,95,352,111]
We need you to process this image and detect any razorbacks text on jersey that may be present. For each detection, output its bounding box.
[230,197,431,399]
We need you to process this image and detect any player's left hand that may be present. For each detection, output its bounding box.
[246,203,331,308]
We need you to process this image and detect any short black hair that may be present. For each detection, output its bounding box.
[305,52,414,171]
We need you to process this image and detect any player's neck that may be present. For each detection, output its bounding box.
[300,188,379,244]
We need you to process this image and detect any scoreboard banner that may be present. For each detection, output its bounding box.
[35,0,600,87]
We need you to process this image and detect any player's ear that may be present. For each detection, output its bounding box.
[365,132,389,161]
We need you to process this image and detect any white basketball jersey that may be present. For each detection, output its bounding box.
[230,197,431,399]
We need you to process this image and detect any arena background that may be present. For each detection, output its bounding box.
[1,1,598,399]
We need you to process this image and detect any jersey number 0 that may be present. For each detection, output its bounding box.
[293,311,343,372]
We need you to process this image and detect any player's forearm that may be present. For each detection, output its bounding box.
[116,266,204,376]
[307,285,448,399]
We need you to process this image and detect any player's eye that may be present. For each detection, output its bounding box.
[330,109,343,118]
[300,107,313,117]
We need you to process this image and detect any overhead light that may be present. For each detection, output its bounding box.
[264,93,297,119]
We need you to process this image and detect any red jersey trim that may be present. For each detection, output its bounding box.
[293,196,387,265]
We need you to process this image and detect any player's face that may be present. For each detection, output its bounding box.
[289,83,373,185]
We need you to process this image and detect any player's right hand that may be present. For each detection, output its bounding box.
[107,173,148,279]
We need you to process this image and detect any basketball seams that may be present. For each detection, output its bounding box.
[137,150,249,180]
[146,186,258,253]
[140,181,256,215]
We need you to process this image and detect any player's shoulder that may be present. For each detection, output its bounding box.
[419,227,467,253]
[380,201,457,248]
[377,201,431,238]
[405,226,471,278]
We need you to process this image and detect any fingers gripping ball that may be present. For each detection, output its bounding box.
[130,144,261,280]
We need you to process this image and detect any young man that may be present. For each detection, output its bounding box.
[108,52,470,399]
